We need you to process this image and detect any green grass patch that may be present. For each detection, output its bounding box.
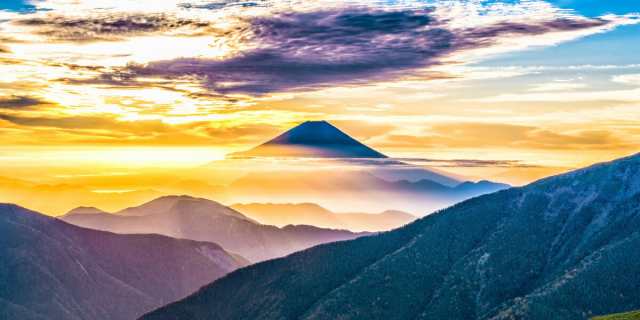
[593,310,640,320]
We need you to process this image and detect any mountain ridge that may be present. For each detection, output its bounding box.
[231,202,416,232]
[62,195,368,262]
[141,152,640,320]
[0,203,247,320]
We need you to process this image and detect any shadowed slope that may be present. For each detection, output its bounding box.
[0,204,246,320]
[142,153,640,320]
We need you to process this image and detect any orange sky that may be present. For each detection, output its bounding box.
[1,0,639,214]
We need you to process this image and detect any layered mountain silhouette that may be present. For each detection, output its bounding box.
[62,195,367,262]
[216,120,508,214]
[142,153,640,320]
[231,202,416,232]
[0,204,247,320]
[228,170,509,215]
[229,120,387,159]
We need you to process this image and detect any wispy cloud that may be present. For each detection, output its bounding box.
[475,88,640,102]
[389,158,540,168]
[612,74,640,86]
[528,81,587,92]
[15,13,212,42]
[378,122,635,151]
[0,95,46,108]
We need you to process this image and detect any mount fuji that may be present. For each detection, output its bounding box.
[229,120,387,159]
[216,121,509,215]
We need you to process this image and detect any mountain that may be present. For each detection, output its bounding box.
[228,171,509,215]
[65,206,108,215]
[213,121,508,214]
[115,195,254,220]
[229,120,387,159]
[231,202,415,232]
[62,195,367,262]
[0,204,247,320]
[142,153,640,320]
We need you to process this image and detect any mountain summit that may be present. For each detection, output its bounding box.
[229,121,387,158]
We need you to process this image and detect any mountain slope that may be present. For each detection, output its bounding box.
[62,195,366,262]
[229,120,386,159]
[231,202,415,232]
[0,204,247,320]
[142,153,640,320]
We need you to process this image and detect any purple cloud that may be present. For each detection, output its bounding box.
[121,8,609,95]
[16,13,211,42]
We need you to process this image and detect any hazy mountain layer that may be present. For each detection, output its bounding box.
[0,204,246,320]
[143,153,640,320]
[62,195,367,262]
[231,202,415,232]
[228,170,509,215]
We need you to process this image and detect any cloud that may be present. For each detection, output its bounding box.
[390,158,540,168]
[0,112,282,146]
[380,122,633,151]
[528,82,587,92]
[0,96,46,108]
[178,1,262,10]
[0,113,124,129]
[119,7,615,96]
[126,8,447,94]
[612,74,640,86]
[15,13,212,42]
[475,88,640,102]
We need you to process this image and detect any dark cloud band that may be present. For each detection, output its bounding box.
[15,13,211,42]
[0,96,45,109]
[119,7,610,95]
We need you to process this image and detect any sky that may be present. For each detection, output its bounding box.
[0,0,639,196]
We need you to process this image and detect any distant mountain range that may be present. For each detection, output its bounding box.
[62,195,367,262]
[215,120,509,214]
[0,203,247,320]
[225,120,461,185]
[227,170,509,214]
[142,153,640,320]
[231,202,416,232]
[0,121,508,216]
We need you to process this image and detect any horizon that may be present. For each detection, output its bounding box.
[1,1,639,199]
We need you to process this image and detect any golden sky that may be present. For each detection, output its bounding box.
[0,0,639,207]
